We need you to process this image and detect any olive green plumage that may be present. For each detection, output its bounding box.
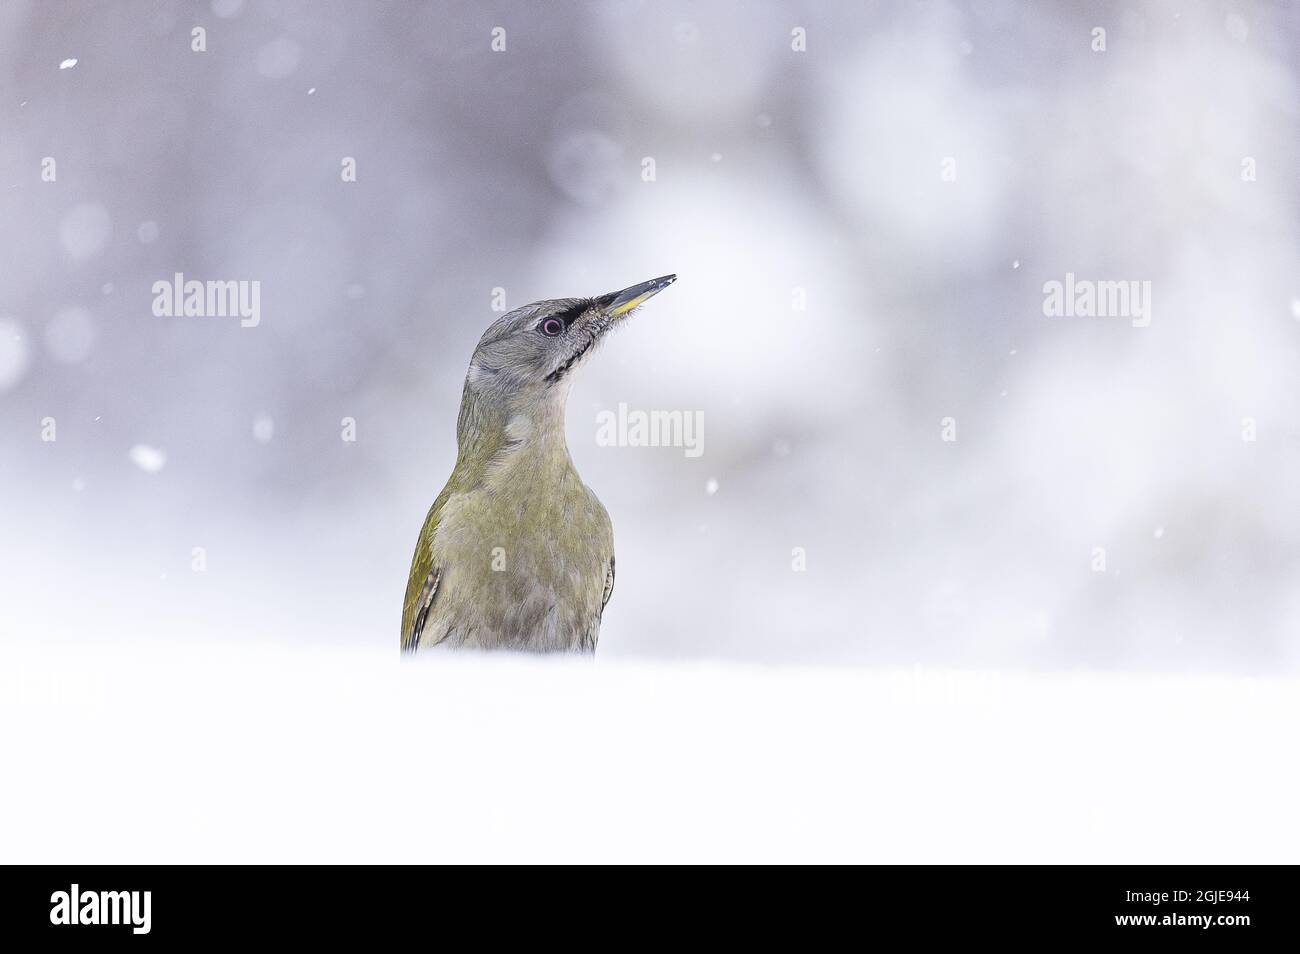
[402,275,675,654]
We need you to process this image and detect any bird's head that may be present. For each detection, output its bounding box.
[466,275,676,397]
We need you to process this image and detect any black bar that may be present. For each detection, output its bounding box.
[1,866,1288,943]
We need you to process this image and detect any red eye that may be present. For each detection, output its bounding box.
[541,317,564,337]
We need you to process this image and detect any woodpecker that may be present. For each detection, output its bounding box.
[402,275,677,653]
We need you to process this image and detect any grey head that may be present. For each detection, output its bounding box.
[466,275,677,399]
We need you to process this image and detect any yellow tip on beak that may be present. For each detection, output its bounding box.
[599,274,677,317]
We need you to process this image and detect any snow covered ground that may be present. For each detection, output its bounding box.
[2,638,1295,864]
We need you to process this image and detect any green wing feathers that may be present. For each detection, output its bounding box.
[601,555,615,615]
[401,490,450,652]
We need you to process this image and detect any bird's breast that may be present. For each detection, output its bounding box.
[430,458,613,651]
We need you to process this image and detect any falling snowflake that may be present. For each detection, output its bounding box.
[252,413,274,443]
[129,444,167,473]
[705,478,719,496]
[0,318,31,392]
[59,58,77,70]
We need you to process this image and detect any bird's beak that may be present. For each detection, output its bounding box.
[596,274,677,317]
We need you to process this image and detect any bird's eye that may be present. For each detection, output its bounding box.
[540,317,564,337]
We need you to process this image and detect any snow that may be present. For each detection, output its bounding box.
[252,413,274,444]
[127,444,167,473]
[0,638,1294,864]
[0,319,30,391]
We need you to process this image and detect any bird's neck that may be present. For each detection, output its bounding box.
[454,381,574,485]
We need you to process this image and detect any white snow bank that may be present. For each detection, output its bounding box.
[1,639,1294,864]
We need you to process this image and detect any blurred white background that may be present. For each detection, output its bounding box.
[1,1,1297,671]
